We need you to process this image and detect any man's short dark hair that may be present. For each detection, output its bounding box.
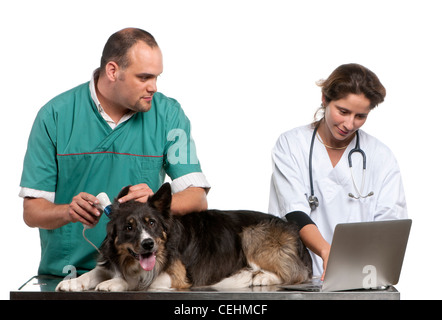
[99,28,158,72]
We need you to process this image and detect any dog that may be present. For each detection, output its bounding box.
[56,183,312,291]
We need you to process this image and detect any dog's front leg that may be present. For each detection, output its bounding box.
[56,267,108,292]
[95,277,130,292]
[149,272,172,289]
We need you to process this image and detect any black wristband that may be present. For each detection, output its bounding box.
[285,211,316,230]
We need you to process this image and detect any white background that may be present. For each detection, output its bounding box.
[1,0,441,300]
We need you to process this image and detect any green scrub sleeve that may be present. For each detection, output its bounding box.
[163,101,203,180]
[20,107,58,192]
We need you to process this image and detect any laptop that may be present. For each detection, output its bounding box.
[280,219,412,292]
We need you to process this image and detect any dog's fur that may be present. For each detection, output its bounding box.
[56,183,312,291]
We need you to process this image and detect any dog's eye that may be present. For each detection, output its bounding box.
[125,224,133,231]
[148,219,155,227]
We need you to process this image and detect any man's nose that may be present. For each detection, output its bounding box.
[146,79,157,93]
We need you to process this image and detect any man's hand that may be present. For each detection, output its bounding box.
[117,183,154,204]
[116,183,208,216]
[68,192,101,227]
[24,192,102,230]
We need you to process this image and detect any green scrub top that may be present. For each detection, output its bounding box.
[20,82,203,276]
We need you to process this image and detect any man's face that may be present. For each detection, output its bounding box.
[114,42,163,113]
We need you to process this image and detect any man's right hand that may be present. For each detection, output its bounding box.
[23,192,102,230]
[67,192,101,227]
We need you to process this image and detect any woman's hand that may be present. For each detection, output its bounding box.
[319,246,330,281]
[299,224,331,280]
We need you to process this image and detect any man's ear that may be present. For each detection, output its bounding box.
[148,183,172,214]
[105,61,120,82]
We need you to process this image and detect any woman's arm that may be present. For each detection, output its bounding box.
[299,224,331,280]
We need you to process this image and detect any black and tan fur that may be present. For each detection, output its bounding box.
[56,183,312,291]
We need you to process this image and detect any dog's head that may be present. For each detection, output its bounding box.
[102,183,172,272]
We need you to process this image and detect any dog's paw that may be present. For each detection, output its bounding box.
[149,272,172,290]
[56,268,105,292]
[56,278,89,292]
[95,278,129,292]
[252,271,282,286]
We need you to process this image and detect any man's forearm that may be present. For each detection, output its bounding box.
[24,186,208,229]
[170,187,208,215]
[23,198,71,230]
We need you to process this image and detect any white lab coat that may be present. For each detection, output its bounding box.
[269,125,407,276]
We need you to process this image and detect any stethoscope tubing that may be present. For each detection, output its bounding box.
[308,125,373,210]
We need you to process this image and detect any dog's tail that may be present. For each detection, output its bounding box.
[241,220,312,284]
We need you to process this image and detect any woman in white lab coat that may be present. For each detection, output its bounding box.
[269,63,407,277]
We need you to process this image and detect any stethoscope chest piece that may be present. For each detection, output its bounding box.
[308,195,319,211]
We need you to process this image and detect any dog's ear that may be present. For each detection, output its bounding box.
[117,185,132,199]
[100,218,118,259]
[148,183,172,214]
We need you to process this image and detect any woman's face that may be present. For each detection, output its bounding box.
[322,93,371,143]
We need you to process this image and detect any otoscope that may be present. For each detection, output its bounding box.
[82,192,112,252]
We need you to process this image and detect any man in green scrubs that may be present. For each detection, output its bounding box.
[19,28,210,276]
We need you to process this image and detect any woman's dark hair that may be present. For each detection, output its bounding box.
[99,28,158,73]
[314,63,386,122]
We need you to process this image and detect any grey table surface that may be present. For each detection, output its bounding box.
[10,275,400,300]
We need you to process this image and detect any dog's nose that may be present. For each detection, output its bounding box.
[141,238,154,251]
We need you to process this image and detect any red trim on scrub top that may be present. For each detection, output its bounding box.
[57,151,163,158]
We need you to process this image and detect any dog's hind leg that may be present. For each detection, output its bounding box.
[211,269,254,289]
[241,222,311,285]
[248,263,282,286]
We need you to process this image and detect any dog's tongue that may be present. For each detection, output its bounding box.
[140,253,156,271]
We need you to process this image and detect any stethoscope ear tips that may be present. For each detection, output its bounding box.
[348,192,374,199]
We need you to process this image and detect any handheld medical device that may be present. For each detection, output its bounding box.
[95,192,112,217]
[82,192,112,229]
[308,125,374,210]
[82,192,112,252]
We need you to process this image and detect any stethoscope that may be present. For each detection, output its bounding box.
[307,125,374,211]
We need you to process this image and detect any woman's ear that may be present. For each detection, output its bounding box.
[321,93,327,108]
